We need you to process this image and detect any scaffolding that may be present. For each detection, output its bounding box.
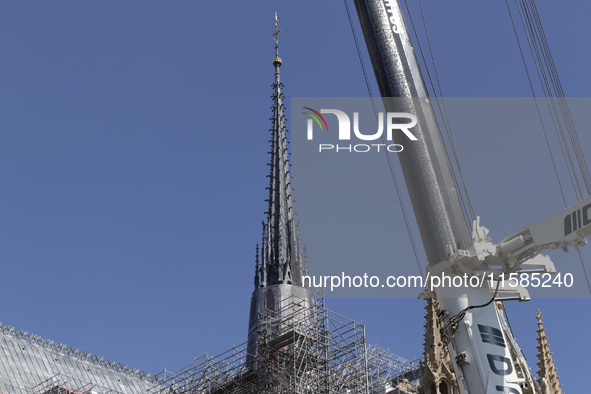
[33,373,124,394]
[0,377,29,394]
[149,293,420,393]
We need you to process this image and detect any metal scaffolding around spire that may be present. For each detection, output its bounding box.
[150,292,421,393]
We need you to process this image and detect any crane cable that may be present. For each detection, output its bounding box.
[515,0,584,200]
[525,0,591,196]
[506,0,591,293]
[504,0,567,206]
[519,0,591,294]
[513,0,591,199]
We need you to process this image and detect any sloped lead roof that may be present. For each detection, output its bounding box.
[0,322,163,393]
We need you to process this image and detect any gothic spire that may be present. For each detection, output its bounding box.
[418,298,458,394]
[258,13,303,288]
[536,309,563,394]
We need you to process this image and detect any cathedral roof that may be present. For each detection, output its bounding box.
[0,322,163,393]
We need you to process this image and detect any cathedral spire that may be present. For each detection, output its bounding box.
[418,298,458,394]
[259,13,303,288]
[536,309,563,394]
[246,14,311,368]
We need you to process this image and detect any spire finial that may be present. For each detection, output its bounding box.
[272,12,282,66]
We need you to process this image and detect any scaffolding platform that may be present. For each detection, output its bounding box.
[33,373,124,394]
[149,293,420,393]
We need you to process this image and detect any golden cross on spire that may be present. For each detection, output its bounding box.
[272,12,282,63]
[272,12,281,47]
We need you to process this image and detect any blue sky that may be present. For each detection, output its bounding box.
[0,0,589,391]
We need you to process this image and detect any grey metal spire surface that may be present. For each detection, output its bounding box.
[259,13,303,288]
